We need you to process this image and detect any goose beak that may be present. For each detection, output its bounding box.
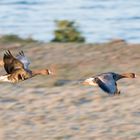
[130,73,136,78]
[48,65,56,76]
[48,69,55,76]
[48,70,52,75]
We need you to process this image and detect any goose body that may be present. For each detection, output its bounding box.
[83,72,136,95]
[0,50,53,83]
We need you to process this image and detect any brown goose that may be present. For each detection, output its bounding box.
[83,72,136,95]
[0,50,53,83]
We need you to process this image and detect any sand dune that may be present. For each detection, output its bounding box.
[0,40,140,140]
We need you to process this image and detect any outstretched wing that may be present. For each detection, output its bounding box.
[3,50,24,74]
[97,73,117,94]
[16,51,30,70]
[94,77,111,93]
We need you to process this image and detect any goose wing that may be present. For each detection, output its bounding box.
[96,73,117,94]
[3,50,24,74]
[16,51,30,70]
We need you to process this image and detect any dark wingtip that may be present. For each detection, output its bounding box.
[5,50,12,56]
[21,50,24,56]
[18,50,24,56]
[3,50,14,61]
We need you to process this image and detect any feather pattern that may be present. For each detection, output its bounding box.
[3,50,24,74]
[96,73,117,94]
[94,77,112,94]
[16,51,30,70]
[2,50,31,82]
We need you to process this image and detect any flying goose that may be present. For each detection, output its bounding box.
[0,50,53,83]
[83,72,136,95]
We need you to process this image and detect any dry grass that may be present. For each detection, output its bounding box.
[0,39,140,140]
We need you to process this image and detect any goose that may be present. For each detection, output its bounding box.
[0,50,53,83]
[83,72,136,95]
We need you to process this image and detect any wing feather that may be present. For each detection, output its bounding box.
[3,50,24,74]
[16,51,30,70]
[97,73,117,94]
[95,77,111,94]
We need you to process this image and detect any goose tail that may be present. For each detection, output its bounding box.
[0,75,13,83]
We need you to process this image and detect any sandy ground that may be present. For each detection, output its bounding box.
[0,40,140,140]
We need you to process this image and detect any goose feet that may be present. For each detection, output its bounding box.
[114,90,121,95]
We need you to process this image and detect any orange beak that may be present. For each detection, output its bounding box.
[48,65,57,76]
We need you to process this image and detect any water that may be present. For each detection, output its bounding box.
[0,0,140,43]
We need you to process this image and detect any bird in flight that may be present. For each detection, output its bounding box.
[0,50,54,83]
[83,72,136,95]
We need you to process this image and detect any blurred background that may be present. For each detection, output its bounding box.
[0,0,140,43]
[0,0,140,140]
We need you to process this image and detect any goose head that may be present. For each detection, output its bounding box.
[112,72,136,81]
[39,69,52,75]
[32,69,54,76]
